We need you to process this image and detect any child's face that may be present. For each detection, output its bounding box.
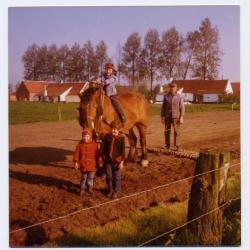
[82,134,91,142]
[105,68,113,76]
[112,128,119,137]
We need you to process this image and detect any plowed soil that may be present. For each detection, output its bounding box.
[9,111,240,246]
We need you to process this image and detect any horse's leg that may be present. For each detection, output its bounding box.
[136,123,149,166]
[127,128,137,162]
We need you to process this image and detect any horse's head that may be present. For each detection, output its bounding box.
[78,85,103,130]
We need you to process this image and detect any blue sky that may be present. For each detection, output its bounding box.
[8,6,240,84]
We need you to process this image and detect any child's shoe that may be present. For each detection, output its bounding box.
[111,192,119,199]
[107,190,113,198]
[79,189,85,197]
[88,186,93,194]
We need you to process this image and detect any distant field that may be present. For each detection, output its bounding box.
[9,102,79,125]
[151,103,240,116]
[9,101,240,125]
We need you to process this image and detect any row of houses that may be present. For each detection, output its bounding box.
[157,79,240,103]
[15,81,86,102]
[12,79,240,103]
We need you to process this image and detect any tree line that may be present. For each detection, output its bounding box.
[22,18,222,93]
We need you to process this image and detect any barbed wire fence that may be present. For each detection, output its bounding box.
[9,162,240,235]
[138,197,241,247]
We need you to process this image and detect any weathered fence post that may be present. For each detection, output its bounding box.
[187,148,230,245]
[57,104,62,121]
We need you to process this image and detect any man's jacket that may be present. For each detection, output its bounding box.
[161,92,185,119]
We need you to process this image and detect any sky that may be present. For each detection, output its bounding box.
[8,5,240,85]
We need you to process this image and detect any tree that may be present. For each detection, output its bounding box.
[179,31,200,80]
[152,84,161,101]
[8,84,14,95]
[160,27,183,80]
[141,29,161,98]
[22,44,40,80]
[116,43,122,84]
[36,45,49,80]
[122,32,142,86]
[67,43,84,81]
[83,40,98,81]
[57,44,70,82]
[192,18,222,80]
[96,41,108,78]
[47,44,59,81]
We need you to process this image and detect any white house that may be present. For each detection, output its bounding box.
[172,79,233,103]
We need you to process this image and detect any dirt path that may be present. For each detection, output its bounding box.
[9,111,240,246]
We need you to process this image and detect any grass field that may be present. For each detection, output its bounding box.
[9,102,79,124]
[9,101,240,125]
[151,103,240,115]
[50,173,240,247]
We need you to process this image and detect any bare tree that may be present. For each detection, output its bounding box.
[36,45,49,80]
[116,43,122,84]
[141,29,161,97]
[177,31,200,80]
[67,43,84,81]
[122,32,142,87]
[83,40,98,81]
[192,18,222,80]
[160,27,183,80]
[22,44,40,80]
[96,40,108,78]
[57,44,70,82]
[47,44,59,81]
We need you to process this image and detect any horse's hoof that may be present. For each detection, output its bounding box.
[141,159,149,167]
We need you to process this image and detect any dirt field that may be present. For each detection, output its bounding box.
[9,111,240,246]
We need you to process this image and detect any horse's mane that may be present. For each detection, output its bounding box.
[80,87,100,104]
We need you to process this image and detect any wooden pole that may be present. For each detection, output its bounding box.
[57,103,62,121]
[187,148,230,245]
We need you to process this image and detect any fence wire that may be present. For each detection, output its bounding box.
[9,162,240,234]
[138,197,241,247]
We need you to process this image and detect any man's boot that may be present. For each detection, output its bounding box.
[165,130,170,150]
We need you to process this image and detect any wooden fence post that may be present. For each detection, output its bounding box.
[57,103,62,121]
[187,148,230,245]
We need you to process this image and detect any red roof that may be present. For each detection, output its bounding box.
[231,82,240,94]
[172,80,229,94]
[67,83,86,95]
[46,83,73,97]
[21,81,87,97]
[23,81,48,94]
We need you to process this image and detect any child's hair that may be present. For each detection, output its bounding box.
[82,128,93,137]
[110,119,122,130]
[104,63,117,76]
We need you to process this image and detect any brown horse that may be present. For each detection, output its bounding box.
[78,85,150,166]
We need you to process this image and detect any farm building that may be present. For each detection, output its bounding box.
[172,79,233,103]
[9,94,17,101]
[231,82,240,95]
[65,83,86,102]
[156,79,234,104]
[16,81,86,102]
[16,81,48,101]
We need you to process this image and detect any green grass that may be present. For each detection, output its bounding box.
[9,102,240,125]
[49,173,240,247]
[151,103,240,116]
[50,201,187,247]
[9,101,79,124]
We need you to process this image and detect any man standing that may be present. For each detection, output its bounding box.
[161,82,185,150]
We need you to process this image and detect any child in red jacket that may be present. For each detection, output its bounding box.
[73,128,98,197]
